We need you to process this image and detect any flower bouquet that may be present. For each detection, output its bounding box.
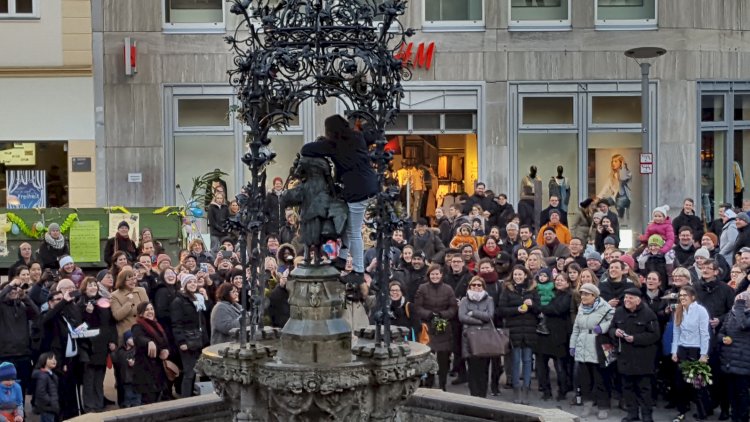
[679,360,712,389]
[432,316,448,333]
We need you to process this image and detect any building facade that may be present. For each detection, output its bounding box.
[0,0,95,208]
[94,0,750,239]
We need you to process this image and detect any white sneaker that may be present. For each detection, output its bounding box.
[597,409,609,419]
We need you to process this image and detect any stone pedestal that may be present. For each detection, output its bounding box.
[196,264,437,422]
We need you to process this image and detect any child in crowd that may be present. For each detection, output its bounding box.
[111,331,140,408]
[637,234,675,290]
[639,205,675,254]
[535,268,554,335]
[0,362,23,422]
[32,352,60,422]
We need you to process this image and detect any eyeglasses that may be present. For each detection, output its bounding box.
[731,271,743,275]
[469,284,483,288]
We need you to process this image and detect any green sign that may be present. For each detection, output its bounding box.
[70,221,101,263]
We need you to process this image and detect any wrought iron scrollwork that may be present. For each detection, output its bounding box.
[225,0,413,348]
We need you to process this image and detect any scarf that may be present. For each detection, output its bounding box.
[114,233,136,254]
[97,283,112,299]
[44,233,65,250]
[479,271,499,285]
[646,289,660,300]
[581,297,602,315]
[467,290,487,302]
[135,316,167,345]
[481,244,500,259]
[193,293,206,312]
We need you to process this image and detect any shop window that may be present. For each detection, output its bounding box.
[174,134,236,201]
[163,0,225,33]
[386,114,409,132]
[413,113,442,130]
[0,142,68,208]
[0,0,38,18]
[701,95,726,123]
[176,98,231,129]
[595,0,657,29]
[588,132,642,232]
[424,0,484,29]
[517,133,578,211]
[591,96,641,125]
[521,97,574,126]
[509,0,570,30]
[700,131,726,221]
[734,94,750,122]
[444,113,474,131]
[734,130,750,209]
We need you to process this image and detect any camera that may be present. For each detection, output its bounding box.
[69,290,82,300]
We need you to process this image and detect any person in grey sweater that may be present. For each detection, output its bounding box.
[458,276,495,398]
[210,283,242,345]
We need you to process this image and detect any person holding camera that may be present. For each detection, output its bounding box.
[77,277,117,413]
[39,280,83,419]
[0,276,39,398]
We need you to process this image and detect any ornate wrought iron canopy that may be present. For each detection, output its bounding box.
[225,0,413,348]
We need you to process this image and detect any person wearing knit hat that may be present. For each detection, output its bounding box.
[652,205,670,219]
[117,220,130,230]
[637,204,675,255]
[179,273,197,290]
[59,255,74,270]
[720,208,740,266]
[702,232,719,249]
[56,278,76,293]
[648,234,665,248]
[586,251,602,263]
[619,254,636,271]
[48,223,60,232]
[0,361,22,421]
[156,254,172,271]
[694,247,710,260]
[580,283,600,297]
[0,362,17,382]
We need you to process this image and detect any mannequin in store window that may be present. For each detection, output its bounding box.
[519,166,542,231]
[548,165,571,213]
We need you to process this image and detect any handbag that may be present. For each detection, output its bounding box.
[163,360,180,381]
[183,329,204,351]
[466,321,508,358]
[405,303,430,345]
[594,310,617,367]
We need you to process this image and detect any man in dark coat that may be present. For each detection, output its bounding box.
[442,255,472,384]
[8,242,35,280]
[599,260,635,307]
[410,219,445,262]
[608,288,660,422]
[672,198,704,243]
[0,279,39,397]
[462,182,495,215]
[673,226,697,268]
[489,194,515,231]
[696,259,735,419]
[733,213,750,258]
[539,195,568,227]
[394,251,428,303]
[264,176,285,238]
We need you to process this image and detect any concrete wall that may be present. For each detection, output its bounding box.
[98,0,750,210]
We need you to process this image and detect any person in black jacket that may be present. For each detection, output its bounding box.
[264,177,285,238]
[538,272,573,402]
[0,278,39,398]
[77,277,117,413]
[207,191,229,254]
[498,265,540,404]
[608,288,661,422]
[170,273,209,398]
[672,198,704,243]
[387,281,421,340]
[103,221,138,266]
[718,291,750,422]
[38,223,69,270]
[733,213,750,258]
[8,242,35,280]
[300,115,379,284]
[268,270,290,328]
[462,182,495,215]
[393,251,428,303]
[673,226,697,268]
[435,208,453,248]
[410,219,445,262]
[32,352,60,422]
[540,195,568,228]
[695,259,735,419]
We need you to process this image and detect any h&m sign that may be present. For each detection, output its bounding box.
[395,42,436,71]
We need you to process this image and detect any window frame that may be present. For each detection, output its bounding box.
[519,94,578,130]
[508,0,571,32]
[594,0,657,31]
[422,0,485,33]
[162,0,226,35]
[173,96,235,133]
[0,0,40,20]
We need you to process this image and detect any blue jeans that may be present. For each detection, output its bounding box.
[340,199,368,273]
[512,346,533,388]
[122,384,141,407]
[40,413,58,422]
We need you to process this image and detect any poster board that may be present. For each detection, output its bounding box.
[70,221,101,263]
[6,170,46,209]
[108,213,140,244]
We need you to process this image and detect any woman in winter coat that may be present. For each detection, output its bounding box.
[478,236,501,260]
[210,283,242,345]
[537,272,573,401]
[170,273,209,398]
[37,223,69,270]
[77,277,118,413]
[719,291,750,422]
[110,269,150,345]
[569,283,614,419]
[207,192,229,254]
[414,264,458,391]
[458,275,495,398]
[498,265,540,404]
[387,281,420,341]
[131,302,170,404]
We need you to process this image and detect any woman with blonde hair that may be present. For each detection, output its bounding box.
[670,285,711,421]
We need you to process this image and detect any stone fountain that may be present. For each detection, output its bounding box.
[195,263,437,421]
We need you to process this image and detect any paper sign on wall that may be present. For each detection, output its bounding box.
[70,221,101,263]
[108,213,140,243]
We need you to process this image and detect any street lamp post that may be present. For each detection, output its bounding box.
[624,47,666,231]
